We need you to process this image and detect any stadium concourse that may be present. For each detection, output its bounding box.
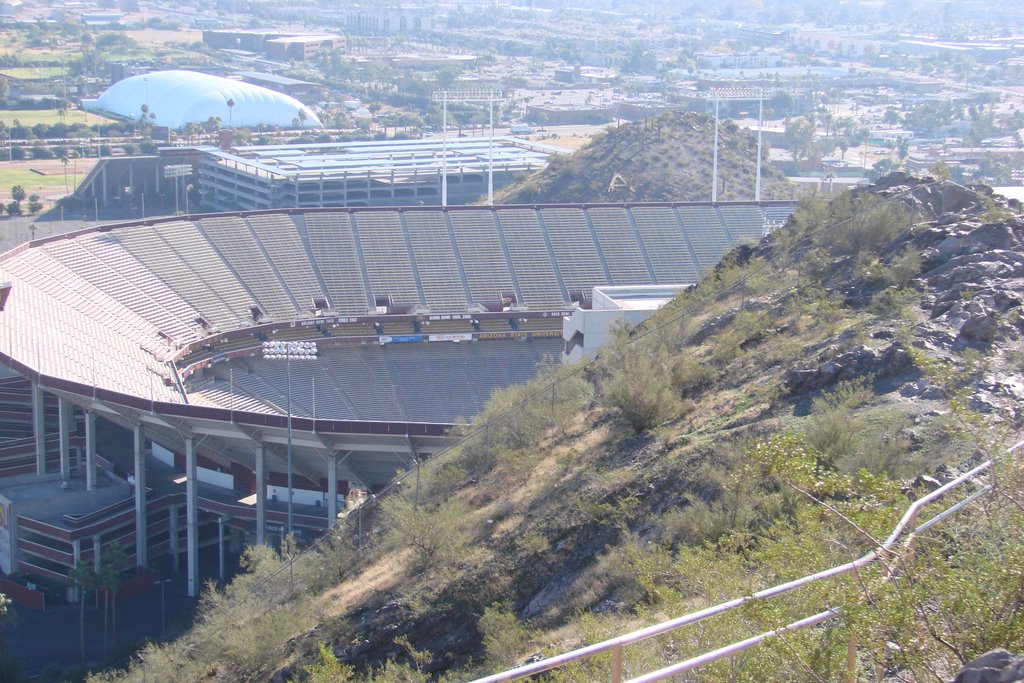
[0,200,792,601]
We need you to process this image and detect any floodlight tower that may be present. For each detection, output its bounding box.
[707,88,773,203]
[431,88,505,206]
[262,340,318,534]
[163,163,193,216]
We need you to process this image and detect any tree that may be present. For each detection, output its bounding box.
[27,194,42,214]
[226,97,235,128]
[10,186,25,204]
[99,542,127,652]
[0,592,14,657]
[304,642,354,683]
[783,116,816,163]
[69,560,99,662]
[61,154,70,195]
[882,106,901,126]
[0,77,7,107]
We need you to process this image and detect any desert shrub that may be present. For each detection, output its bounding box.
[670,355,714,397]
[459,363,593,474]
[479,603,535,668]
[379,493,477,570]
[827,193,913,258]
[600,347,680,434]
[869,284,921,318]
[881,248,922,289]
[302,642,354,682]
[804,378,874,468]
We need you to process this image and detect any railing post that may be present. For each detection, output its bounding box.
[845,636,858,683]
[610,643,623,683]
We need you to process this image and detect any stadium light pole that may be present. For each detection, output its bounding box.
[711,96,719,203]
[706,87,776,203]
[262,340,318,535]
[755,90,764,202]
[163,163,192,216]
[432,89,504,206]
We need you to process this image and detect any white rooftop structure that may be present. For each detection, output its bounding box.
[83,70,321,130]
[562,285,692,363]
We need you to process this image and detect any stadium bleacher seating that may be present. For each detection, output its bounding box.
[402,210,471,313]
[199,215,298,320]
[677,205,733,273]
[353,211,422,310]
[717,205,767,244]
[3,202,794,415]
[246,213,329,315]
[495,209,567,309]
[629,206,701,285]
[539,208,610,294]
[586,206,653,286]
[302,212,372,315]
[448,209,518,307]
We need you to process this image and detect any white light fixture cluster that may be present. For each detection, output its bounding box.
[261,340,318,360]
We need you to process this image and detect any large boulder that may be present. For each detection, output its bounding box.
[950,649,1024,683]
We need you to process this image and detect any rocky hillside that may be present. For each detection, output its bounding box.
[496,111,796,204]
[98,176,1024,683]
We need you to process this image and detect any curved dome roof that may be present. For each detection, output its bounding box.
[84,70,321,130]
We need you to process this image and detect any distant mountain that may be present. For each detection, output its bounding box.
[497,111,796,204]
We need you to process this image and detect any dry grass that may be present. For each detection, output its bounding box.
[319,548,414,618]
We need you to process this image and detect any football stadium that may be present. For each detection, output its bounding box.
[0,200,792,599]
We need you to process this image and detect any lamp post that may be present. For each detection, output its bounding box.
[261,340,318,534]
[163,163,192,216]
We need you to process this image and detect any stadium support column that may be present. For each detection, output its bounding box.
[133,424,148,568]
[185,436,199,597]
[218,516,225,585]
[169,505,180,571]
[256,442,267,546]
[92,534,102,572]
[58,397,72,482]
[32,383,45,475]
[327,454,338,528]
[84,411,96,491]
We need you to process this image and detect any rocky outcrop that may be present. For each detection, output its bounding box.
[782,341,913,394]
[950,649,1024,683]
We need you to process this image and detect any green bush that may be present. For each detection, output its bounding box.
[600,348,680,434]
[380,493,477,570]
[826,192,913,258]
[479,603,535,668]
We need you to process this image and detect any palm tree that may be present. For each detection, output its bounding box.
[61,154,69,194]
[0,592,15,656]
[101,543,127,650]
[227,97,235,128]
[69,560,99,662]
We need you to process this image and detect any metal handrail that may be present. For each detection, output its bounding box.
[472,458,995,683]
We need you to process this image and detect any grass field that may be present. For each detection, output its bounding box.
[0,66,65,79]
[0,48,67,64]
[0,159,98,203]
[0,109,116,127]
